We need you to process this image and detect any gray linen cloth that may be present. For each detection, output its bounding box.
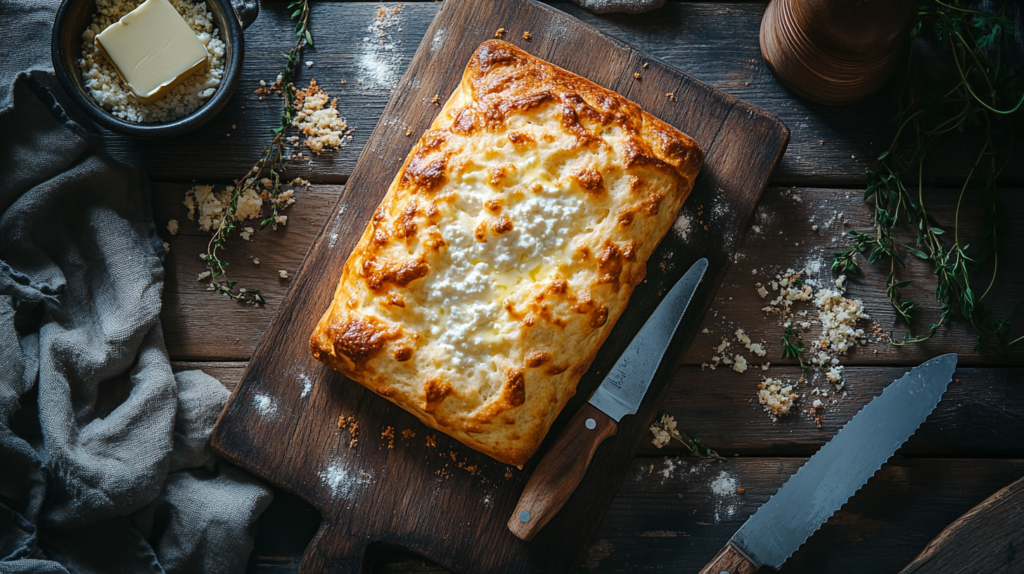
[0,3,272,573]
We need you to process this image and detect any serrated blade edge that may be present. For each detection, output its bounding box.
[732,353,958,569]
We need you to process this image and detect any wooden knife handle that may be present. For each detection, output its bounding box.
[507,403,617,541]
[698,541,759,574]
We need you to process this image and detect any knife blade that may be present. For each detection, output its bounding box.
[699,353,958,574]
[507,258,708,541]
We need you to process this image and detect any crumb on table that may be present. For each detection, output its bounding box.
[381,426,395,448]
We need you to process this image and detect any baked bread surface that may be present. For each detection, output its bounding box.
[310,40,703,466]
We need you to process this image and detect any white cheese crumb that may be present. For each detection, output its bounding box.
[756,285,769,298]
[758,378,798,419]
[166,219,179,235]
[197,271,211,281]
[814,288,869,355]
[279,270,289,279]
[812,399,823,408]
[185,184,263,232]
[732,355,748,373]
[253,258,260,265]
[649,414,680,448]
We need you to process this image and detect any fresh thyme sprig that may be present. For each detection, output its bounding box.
[780,323,810,370]
[833,0,1023,352]
[200,0,313,304]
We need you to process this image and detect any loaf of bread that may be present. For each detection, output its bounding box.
[310,40,702,466]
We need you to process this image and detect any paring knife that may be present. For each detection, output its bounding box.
[507,258,709,541]
[698,352,959,574]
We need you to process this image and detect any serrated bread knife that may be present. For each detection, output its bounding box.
[698,352,958,574]
[507,258,709,541]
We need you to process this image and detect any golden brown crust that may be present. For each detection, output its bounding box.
[310,40,702,466]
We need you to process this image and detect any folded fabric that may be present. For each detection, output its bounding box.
[0,43,272,574]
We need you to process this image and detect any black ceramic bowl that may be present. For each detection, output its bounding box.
[51,0,258,138]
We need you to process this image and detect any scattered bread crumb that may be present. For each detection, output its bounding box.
[522,31,531,40]
[337,416,360,447]
[292,79,352,155]
[166,219,179,235]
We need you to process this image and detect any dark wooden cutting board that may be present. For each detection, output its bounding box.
[211,0,788,571]
[900,476,1024,573]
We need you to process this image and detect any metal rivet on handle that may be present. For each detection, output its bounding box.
[519,511,530,523]
[585,418,597,430]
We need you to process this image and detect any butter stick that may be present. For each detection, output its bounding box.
[95,0,210,104]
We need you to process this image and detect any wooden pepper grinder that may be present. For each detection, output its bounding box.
[760,0,915,105]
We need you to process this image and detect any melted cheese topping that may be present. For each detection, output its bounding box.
[426,180,583,369]
[311,41,703,466]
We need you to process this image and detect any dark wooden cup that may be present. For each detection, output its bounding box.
[760,0,915,105]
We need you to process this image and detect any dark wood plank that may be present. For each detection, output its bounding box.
[241,458,1024,573]
[653,366,1024,458]
[156,185,1024,365]
[98,2,1023,186]
[678,186,1024,368]
[174,361,1024,458]
[156,184,344,360]
[208,0,787,571]
[171,361,247,390]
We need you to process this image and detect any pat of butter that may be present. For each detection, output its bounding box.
[95,0,210,104]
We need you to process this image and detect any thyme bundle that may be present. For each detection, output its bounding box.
[780,323,810,370]
[833,0,1023,352]
[199,0,313,304]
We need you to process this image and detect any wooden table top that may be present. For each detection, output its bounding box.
[105,1,1023,572]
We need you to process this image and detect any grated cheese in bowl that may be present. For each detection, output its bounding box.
[78,0,226,123]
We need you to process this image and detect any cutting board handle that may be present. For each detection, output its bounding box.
[507,403,617,541]
[300,521,370,574]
